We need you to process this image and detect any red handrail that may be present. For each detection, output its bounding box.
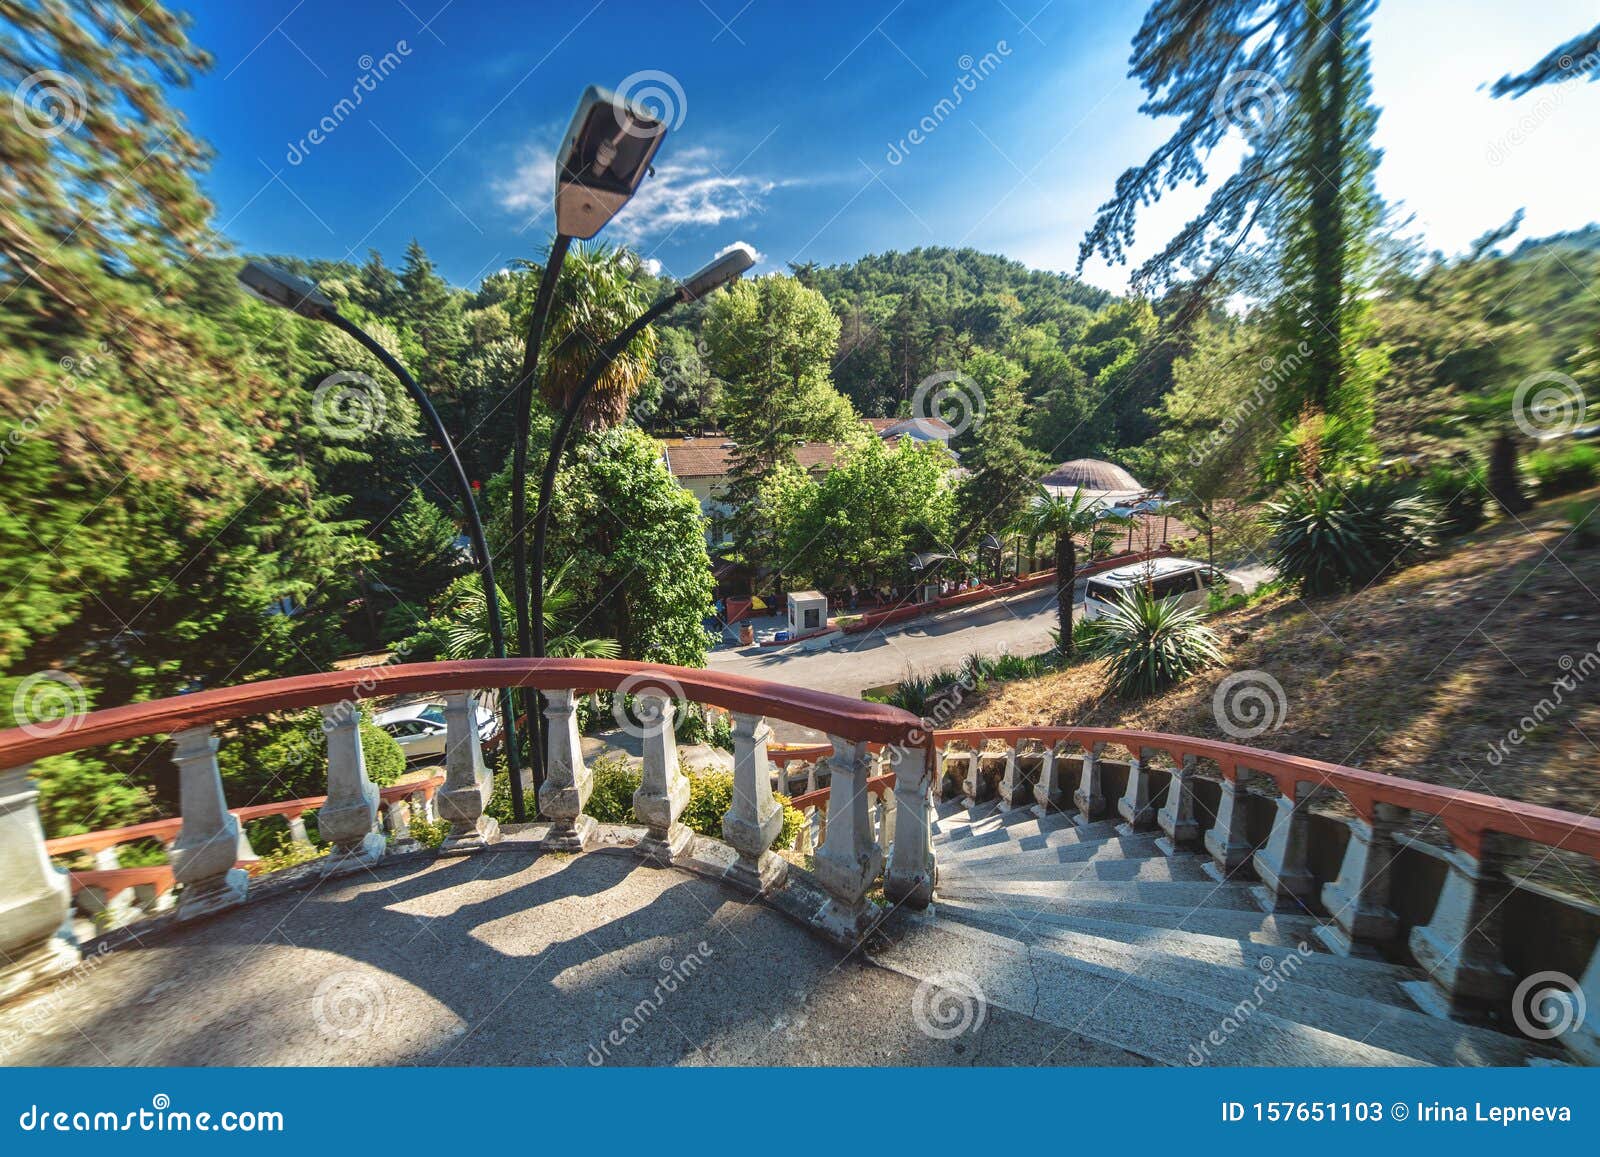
[45,775,444,857]
[0,659,924,770]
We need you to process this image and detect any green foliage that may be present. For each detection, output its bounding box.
[675,705,733,751]
[678,770,802,851]
[380,490,466,613]
[584,757,642,824]
[217,705,406,804]
[1567,499,1600,548]
[406,814,452,850]
[1264,476,1439,597]
[1090,589,1222,699]
[1420,458,1490,535]
[1526,443,1600,497]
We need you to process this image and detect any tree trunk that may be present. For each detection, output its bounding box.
[1488,429,1531,514]
[1056,534,1076,654]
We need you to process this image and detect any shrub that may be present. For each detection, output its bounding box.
[218,705,405,801]
[406,814,451,849]
[585,757,642,823]
[1420,458,1488,535]
[1264,476,1438,596]
[1568,499,1600,548]
[1091,588,1221,699]
[680,769,802,850]
[1527,443,1600,497]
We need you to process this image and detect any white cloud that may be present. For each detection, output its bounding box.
[495,141,774,245]
[639,256,663,275]
[714,240,764,265]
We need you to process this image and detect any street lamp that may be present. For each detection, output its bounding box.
[529,245,756,664]
[237,260,528,810]
[509,86,669,797]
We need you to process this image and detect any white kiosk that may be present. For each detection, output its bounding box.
[787,590,828,635]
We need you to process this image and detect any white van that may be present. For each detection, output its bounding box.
[1082,557,1243,621]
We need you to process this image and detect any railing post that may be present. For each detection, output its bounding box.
[317,704,386,872]
[438,691,500,852]
[997,742,1030,811]
[961,748,982,805]
[722,712,787,894]
[287,813,314,849]
[1403,831,1516,1020]
[1073,744,1105,827]
[92,845,136,925]
[169,725,249,919]
[1318,803,1407,957]
[383,795,416,848]
[936,743,957,801]
[1555,942,1599,1065]
[1203,768,1255,881]
[884,743,935,910]
[539,688,595,852]
[813,736,885,941]
[1032,741,1066,818]
[1155,754,1200,855]
[1115,747,1159,832]
[633,693,691,865]
[0,764,80,1001]
[1251,780,1319,912]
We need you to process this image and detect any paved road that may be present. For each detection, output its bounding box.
[707,561,1276,710]
[709,585,1069,700]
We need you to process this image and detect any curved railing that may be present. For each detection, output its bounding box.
[787,723,1600,1031]
[0,659,931,971]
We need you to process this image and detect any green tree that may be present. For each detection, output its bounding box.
[534,242,658,431]
[954,350,1044,546]
[1011,487,1128,654]
[381,490,465,612]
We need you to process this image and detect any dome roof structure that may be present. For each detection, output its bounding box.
[1039,458,1143,493]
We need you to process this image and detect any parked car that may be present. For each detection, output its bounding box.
[1082,557,1244,622]
[373,700,498,763]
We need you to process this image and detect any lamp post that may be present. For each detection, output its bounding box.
[530,246,756,663]
[237,261,528,809]
[509,86,669,799]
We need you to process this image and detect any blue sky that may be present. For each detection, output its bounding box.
[174,0,1600,294]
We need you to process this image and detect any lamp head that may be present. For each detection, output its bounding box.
[237,261,337,321]
[678,244,757,302]
[555,85,668,239]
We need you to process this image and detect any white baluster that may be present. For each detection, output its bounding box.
[1032,741,1066,818]
[539,688,595,852]
[1250,781,1318,912]
[813,735,885,942]
[1318,803,1407,956]
[997,742,1030,811]
[1203,769,1256,880]
[439,690,500,852]
[0,764,80,1000]
[1073,744,1105,827]
[722,712,787,894]
[1155,755,1201,854]
[884,743,936,910]
[318,704,386,872]
[1116,747,1159,832]
[1402,831,1516,1019]
[169,726,249,919]
[633,693,691,864]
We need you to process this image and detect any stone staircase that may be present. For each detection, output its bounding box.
[869,798,1560,1067]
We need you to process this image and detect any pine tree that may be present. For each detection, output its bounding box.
[954,351,1044,546]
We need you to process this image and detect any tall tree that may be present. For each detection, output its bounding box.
[954,350,1044,546]
[1011,487,1128,654]
[1081,0,1387,478]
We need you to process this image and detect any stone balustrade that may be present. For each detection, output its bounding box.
[928,725,1600,1064]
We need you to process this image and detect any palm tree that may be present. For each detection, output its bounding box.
[446,561,619,660]
[531,242,659,432]
[1011,486,1130,655]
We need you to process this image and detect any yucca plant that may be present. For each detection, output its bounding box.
[1264,476,1438,597]
[445,560,619,660]
[1092,588,1221,699]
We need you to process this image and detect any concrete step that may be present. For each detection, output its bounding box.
[934,830,1166,870]
[937,875,1266,912]
[932,817,1122,857]
[931,880,1321,947]
[938,853,1214,885]
[933,800,1054,842]
[870,918,1425,1067]
[935,896,1413,999]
